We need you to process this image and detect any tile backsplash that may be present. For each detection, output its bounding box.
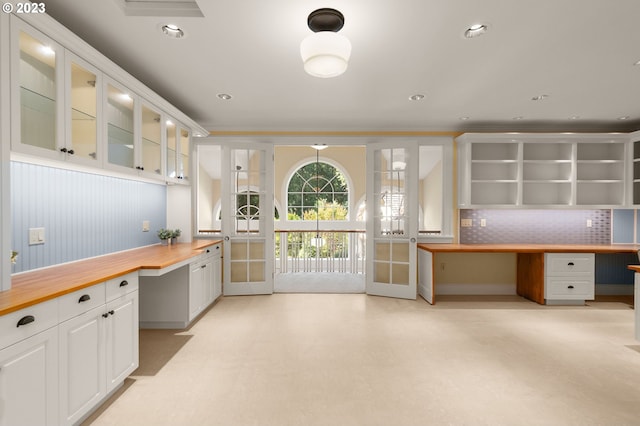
[460,209,611,244]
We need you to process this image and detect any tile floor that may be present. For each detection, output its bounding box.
[83,294,640,426]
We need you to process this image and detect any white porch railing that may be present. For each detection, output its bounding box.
[275,230,366,274]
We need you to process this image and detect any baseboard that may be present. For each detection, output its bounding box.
[139,321,189,329]
[435,283,516,296]
[595,284,634,296]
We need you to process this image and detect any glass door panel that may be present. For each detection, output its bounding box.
[69,59,98,163]
[166,119,177,178]
[141,104,162,175]
[17,29,60,152]
[106,83,135,168]
[367,142,417,299]
[179,128,190,180]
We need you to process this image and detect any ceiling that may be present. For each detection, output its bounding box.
[44,0,640,134]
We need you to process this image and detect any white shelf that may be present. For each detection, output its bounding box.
[457,133,629,208]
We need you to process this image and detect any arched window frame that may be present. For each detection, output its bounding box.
[283,157,353,222]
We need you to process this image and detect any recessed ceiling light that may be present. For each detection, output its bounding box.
[409,94,425,101]
[570,116,580,120]
[161,24,185,39]
[512,116,524,120]
[464,24,488,38]
[618,116,630,120]
[459,116,470,121]
[217,93,232,100]
[634,60,640,66]
[531,94,549,101]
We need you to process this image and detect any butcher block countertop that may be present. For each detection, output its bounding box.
[418,243,640,254]
[1,240,221,316]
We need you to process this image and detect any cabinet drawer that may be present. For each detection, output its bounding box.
[106,272,139,301]
[59,283,106,323]
[545,278,594,299]
[0,298,58,350]
[204,244,222,259]
[545,253,594,275]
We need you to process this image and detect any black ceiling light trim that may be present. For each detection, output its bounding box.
[307,8,345,33]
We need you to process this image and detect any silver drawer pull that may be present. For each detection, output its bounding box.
[17,315,35,327]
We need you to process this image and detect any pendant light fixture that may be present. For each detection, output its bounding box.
[300,8,352,78]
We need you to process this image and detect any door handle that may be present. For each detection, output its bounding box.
[224,236,230,241]
[410,238,416,243]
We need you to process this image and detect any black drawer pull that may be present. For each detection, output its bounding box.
[119,280,129,287]
[567,262,574,266]
[206,249,211,253]
[78,294,91,303]
[201,265,207,269]
[568,285,575,289]
[102,313,109,318]
[109,310,115,316]
[17,315,35,327]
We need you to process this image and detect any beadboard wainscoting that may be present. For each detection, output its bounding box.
[10,161,166,273]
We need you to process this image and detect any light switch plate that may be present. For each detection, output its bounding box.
[29,227,45,245]
[142,220,150,232]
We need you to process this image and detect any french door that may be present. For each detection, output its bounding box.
[222,143,274,295]
[366,141,418,299]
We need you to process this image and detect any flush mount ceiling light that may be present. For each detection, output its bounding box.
[311,144,328,150]
[409,94,425,101]
[464,24,488,38]
[161,23,185,38]
[300,8,352,78]
[217,93,232,100]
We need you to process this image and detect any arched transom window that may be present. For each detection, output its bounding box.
[287,161,348,220]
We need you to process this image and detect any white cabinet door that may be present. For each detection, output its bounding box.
[203,256,214,306]
[105,291,138,393]
[58,306,106,426]
[213,252,222,300]
[189,261,205,321]
[0,327,58,426]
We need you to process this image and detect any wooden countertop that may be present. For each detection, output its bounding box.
[418,243,640,254]
[1,240,222,316]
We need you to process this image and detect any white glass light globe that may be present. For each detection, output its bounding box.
[300,31,352,78]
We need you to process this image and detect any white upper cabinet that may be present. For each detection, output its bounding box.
[457,133,629,208]
[66,54,102,166]
[11,18,65,159]
[165,118,191,184]
[104,78,137,172]
[7,14,207,182]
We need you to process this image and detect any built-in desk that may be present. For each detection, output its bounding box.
[2,240,220,316]
[418,244,640,305]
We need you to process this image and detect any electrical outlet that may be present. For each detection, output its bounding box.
[461,219,473,227]
[480,218,487,227]
[586,219,592,228]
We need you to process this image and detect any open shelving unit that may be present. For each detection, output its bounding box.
[457,133,629,208]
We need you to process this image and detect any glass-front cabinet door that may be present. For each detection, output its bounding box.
[67,54,100,165]
[366,141,418,299]
[105,80,136,170]
[139,103,162,177]
[11,18,65,158]
[166,118,177,179]
[178,127,190,181]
